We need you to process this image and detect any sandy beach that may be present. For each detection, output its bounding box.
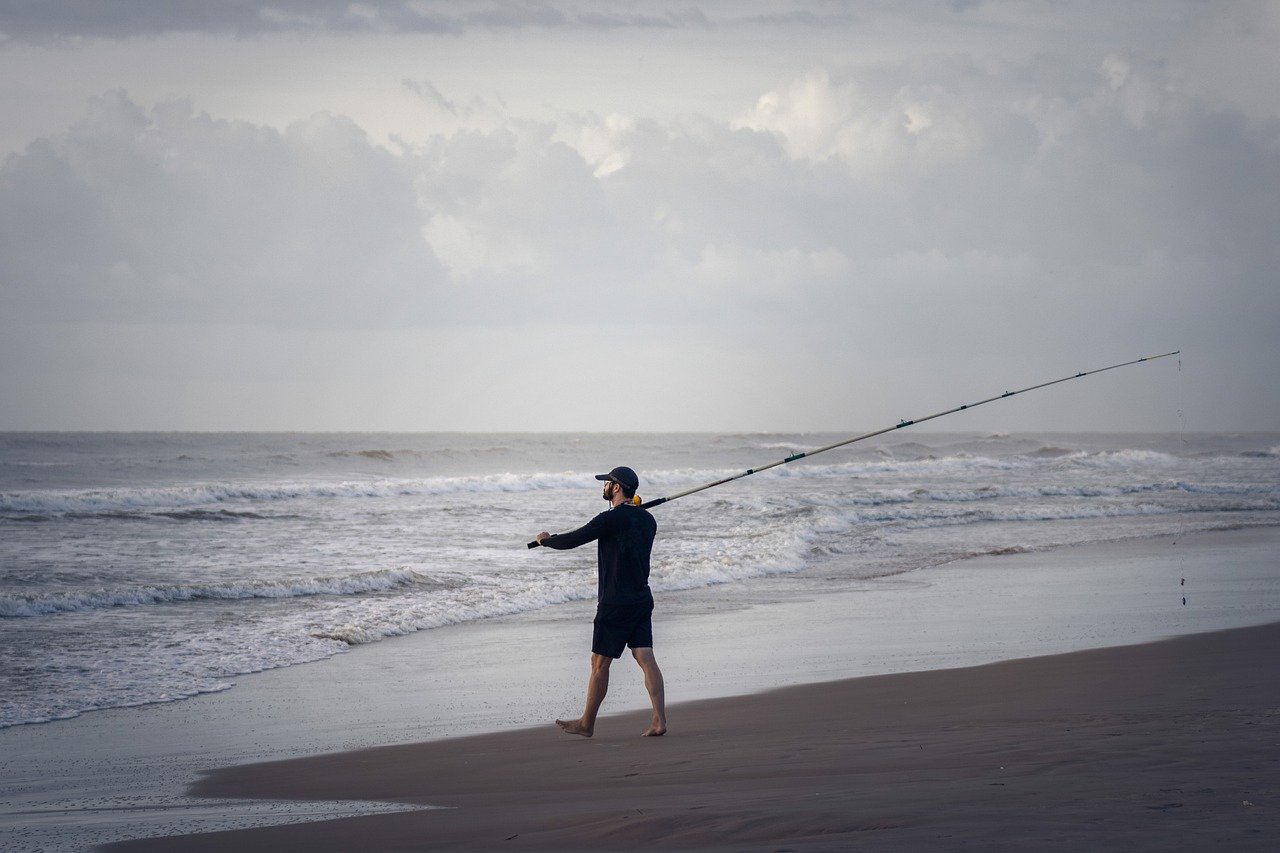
[104,618,1280,851]
[2,527,1277,851]
[81,526,1280,852]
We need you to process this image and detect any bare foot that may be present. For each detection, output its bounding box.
[641,723,667,737]
[556,718,593,738]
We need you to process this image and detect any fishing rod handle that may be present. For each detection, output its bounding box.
[527,539,541,549]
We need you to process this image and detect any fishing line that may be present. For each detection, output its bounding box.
[527,351,1180,548]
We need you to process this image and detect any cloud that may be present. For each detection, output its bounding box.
[1,90,445,327]
[3,39,1278,428]
[0,0,713,42]
[0,1,449,40]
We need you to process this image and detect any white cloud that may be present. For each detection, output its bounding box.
[733,63,1023,179]
[1,91,445,326]
[2,6,1279,429]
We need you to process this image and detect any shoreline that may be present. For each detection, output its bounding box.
[105,619,1280,851]
[2,525,1278,850]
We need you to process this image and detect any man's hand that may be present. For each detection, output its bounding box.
[535,531,551,544]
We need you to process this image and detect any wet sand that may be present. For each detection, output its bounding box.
[103,618,1280,851]
[1,526,1271,850]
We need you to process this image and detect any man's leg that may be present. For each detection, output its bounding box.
[631,647,667,737]
[556,653,612,737]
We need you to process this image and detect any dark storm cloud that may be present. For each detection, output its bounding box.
[0,0,712,41]
[0,1,451,39]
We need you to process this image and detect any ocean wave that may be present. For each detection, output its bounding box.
[0,682,237,729]
[327,449,402,461]
[831,498,1280,529]
[1,473,497,514]
[6,431,1278,732]
[1027,445,1075,458]
[1068,449,1180,467]
[1176,482,1280,496]
[750,441,822,452]
[739,482,1193,510]
[311,540,815,646]
[902,481,1280,503]
[0,567,437,618]
[5,508,292,523]
[150,508,279,521]
[0,472,600,514]
[0,447,1265,515]
[308,578,595,645]
[292,498,1280,647]
[2,541,814,724]
[325,445,512,460]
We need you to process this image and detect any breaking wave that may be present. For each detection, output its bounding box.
[5,430,1278,731]
[1,451,1271,517]
[0,567,436,618]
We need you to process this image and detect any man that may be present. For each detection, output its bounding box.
[535,466,667,738]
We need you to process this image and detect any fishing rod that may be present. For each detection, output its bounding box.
[527,350,1179,547]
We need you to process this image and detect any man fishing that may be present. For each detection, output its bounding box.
[534,466,667,738]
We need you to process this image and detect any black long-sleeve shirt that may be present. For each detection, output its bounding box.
[541,503,657,606]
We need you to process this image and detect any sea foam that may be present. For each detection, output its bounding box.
[0,567,434,618]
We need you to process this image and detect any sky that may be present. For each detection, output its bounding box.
[1,1,1277,432]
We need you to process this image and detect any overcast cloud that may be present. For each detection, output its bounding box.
[1,1,1277,431]
[0,0,718,40]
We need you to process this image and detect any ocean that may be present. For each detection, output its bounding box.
[2,431,1278,730]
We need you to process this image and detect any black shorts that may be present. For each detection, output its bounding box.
[592,602,654,659]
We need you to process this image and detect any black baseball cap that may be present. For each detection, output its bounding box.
[595,466,639,493]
